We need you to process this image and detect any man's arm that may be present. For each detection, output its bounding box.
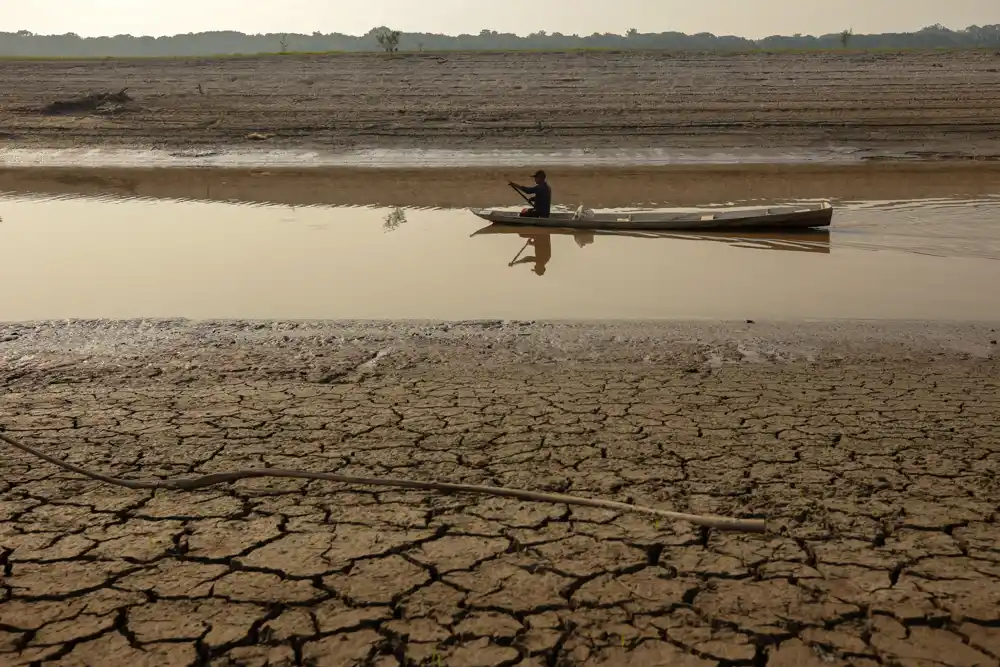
[509,181,540,194]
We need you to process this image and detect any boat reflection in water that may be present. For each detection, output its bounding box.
[472,224,832,276]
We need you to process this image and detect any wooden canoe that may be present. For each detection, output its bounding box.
[471,224,832,254]
[469,201,833,231]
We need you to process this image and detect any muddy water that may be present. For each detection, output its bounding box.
[0,193,998,321]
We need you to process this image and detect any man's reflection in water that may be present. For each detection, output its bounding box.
[510,233,552,276]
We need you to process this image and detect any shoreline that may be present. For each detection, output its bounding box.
[3,317,997,412]
[4,317,997,363]
[0,147,876,169]
[2,147,998,170]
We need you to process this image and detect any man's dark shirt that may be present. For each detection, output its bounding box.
[520,182,551,217]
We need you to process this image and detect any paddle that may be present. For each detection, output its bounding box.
[508,181,533,206]
[508,239,531,266]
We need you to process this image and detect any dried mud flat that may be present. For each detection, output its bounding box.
[1,51,1000,158]
[1,319,999,666]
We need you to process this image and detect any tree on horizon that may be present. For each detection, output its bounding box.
[374,27,401,52]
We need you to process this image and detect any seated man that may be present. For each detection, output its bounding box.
[509,170,551,218]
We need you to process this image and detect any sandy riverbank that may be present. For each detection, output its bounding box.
[1,51,999,159]
[1,319,998,665]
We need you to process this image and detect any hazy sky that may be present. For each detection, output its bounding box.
[2,0,996,39]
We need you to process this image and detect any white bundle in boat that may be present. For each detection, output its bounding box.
[572,204,595,220]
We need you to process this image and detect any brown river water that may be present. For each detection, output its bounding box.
[1,189,998,321]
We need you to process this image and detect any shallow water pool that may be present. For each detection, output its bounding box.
[1,193,998,321]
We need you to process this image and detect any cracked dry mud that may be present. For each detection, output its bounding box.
[1,320,998,666]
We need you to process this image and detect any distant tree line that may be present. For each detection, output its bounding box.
[1,24,998,57]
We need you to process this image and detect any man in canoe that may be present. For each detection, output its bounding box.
[509,170,551,218]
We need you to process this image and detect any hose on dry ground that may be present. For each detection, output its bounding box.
[0,431,767,533]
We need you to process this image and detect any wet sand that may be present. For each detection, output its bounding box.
[1,51,1000,159]
[0,319,998,666]
[4,162,1000,209]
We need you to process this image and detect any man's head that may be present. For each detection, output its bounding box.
[532,170,546,184]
